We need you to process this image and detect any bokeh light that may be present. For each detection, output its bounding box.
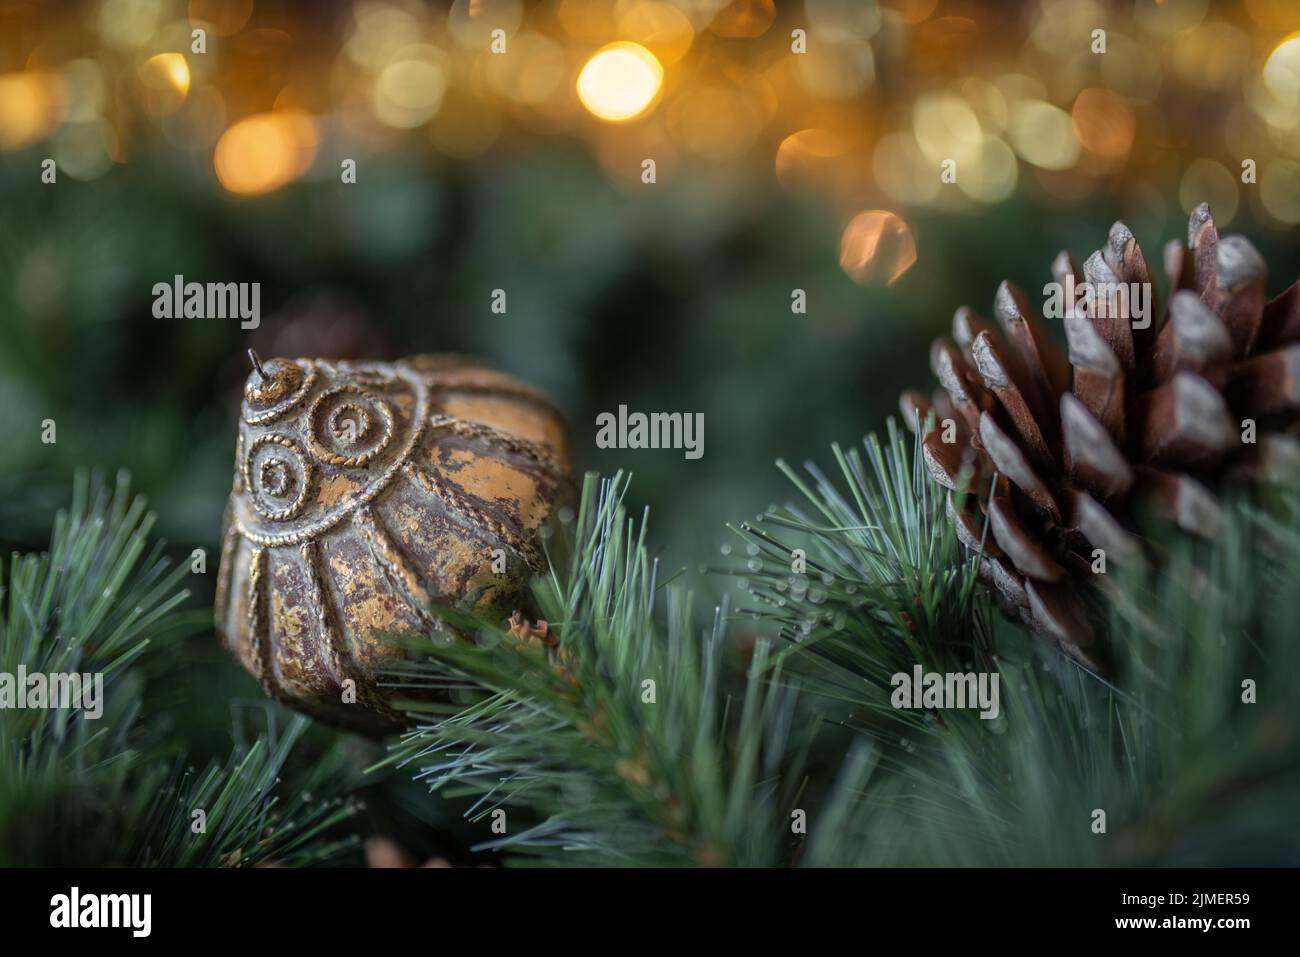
[617,2,695,66]
[775,128,848,191]
[53,120,118,180]
[213,110,318,195]
[138,53,191,115]
[97,0,168,52]
[0,72,64,152]
[839,210,917,286]
[139,53,190,95]
[1261,158,1300,223]
[1071,88,1135,164]
[957,136,1018,203]
[1263,32,1300,108]
[577,41,664,123]
[1179,158,1238,224]
[372,46,449,128]
[1009,100,1080,170]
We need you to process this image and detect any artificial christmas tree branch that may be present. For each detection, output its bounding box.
[390,425,1299,867]
[0,472,358,866]
[741,426,1300,865]
[379,474,823,866]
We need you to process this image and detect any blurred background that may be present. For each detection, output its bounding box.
[2,0,1300,856]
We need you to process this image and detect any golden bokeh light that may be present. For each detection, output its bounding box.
[213,110,318,195]
[775,128,848,190]
[960,77,1009,134]
[1247,73,1300,130]
[138,52,191,108]
[1009,99,1080,170]
[140,53,189,93]
[1263,32,1300,108]
[912,93,982,166]
[956,136,1018,203]
[1071,88,1135,163]
[372,47,449,128]
[1261,158,1300,223]
[345,4,423,72]
[54,120,118,180]
[839,210,917,286]
[618,2,695,66]
[577,42,663,123]
[1179,158,1238,224]
[0,72,64,152]
[97,0,168,51]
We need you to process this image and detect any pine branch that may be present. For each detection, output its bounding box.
[132,713,360,867]
[380,423,1298,867]
[379,474,821,866]
[742,424,1300,866]
[0,471,358,867]
[726,419,993,767]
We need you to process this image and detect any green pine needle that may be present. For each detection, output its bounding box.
[0,471,357,867]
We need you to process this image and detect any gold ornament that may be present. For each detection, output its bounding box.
[214,352,574,734]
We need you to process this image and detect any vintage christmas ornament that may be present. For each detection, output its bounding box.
[215,352,574,734]
[901,204,1300,670]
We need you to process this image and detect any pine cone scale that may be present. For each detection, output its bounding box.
[1060,392,1132,500]
[1260,279,1300,348]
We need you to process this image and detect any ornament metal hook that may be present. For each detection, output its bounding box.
[247,348,267,381]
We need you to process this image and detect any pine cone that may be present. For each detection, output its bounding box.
[901,204,1300,670]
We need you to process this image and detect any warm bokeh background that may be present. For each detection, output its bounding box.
[2,0,1299,855]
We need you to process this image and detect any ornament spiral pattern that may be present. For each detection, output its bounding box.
[307,384,395,466]
[244,434,312,521]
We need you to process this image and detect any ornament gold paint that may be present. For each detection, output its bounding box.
[214,353,573,734]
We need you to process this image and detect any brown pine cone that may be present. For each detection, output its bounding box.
[901,204,1300,671]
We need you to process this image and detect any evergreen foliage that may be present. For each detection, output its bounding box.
[0,472,356,866]
[6,428,1297,866]
[390,422,1300,866]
